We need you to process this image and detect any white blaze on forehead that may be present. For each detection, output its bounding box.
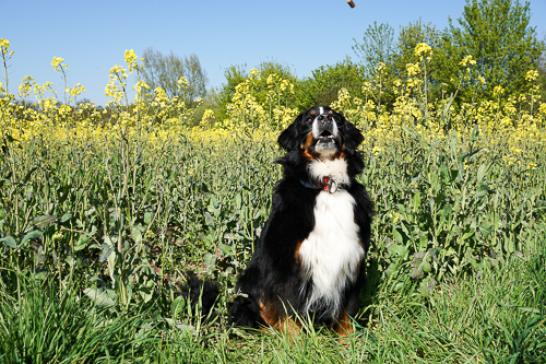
[319,106,324,114]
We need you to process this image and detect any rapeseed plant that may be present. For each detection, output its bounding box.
[0,40,543,173]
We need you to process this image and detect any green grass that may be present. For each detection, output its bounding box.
[0,247,543,363]
[0,128,544,363]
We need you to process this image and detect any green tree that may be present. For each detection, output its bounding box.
[538,48,546,101]
[364,21,440,108]
[141,48,207,105]
[352,22,395,75]
[444,0,544,99]
[391,21,441,79]
[213,62,298,121]
[296,60,364,109]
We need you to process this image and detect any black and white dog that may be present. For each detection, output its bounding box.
[229,106,373,334]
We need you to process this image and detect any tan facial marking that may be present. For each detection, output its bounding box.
[301,132,316,160]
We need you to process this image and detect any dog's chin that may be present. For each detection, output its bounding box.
[314,138,339,159]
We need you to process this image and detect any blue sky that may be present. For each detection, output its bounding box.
[3,0,545,104]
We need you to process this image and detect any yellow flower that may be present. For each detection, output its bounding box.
[58,104,72,116]
[51,56,65,71]
[154,87,169,104]
[18,76,34,97]
[539,103,546,116]
[109,65,125,76]
[414,42,432,59]
[527,162,537,170]
[177,76,189,89]
[124,49,138,72]
[0,38,10,50]
[477,75,486,85]
[406,63,421,77]
[493,85,505,97]
[134,80,150,95]
[279,79,294,93]
[510,146,522,155]
[502,155,515,165]
[460,55,476,68]
[372,145,382,156]
[104,81,123,103]
[361,81,372,94]
[525,70,539,82]
[41,98,55,112]
[249,68,260,78]
[69,83,85,97]
[200,109,216,126]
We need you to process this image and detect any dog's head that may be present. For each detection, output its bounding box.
[278,106,363,160]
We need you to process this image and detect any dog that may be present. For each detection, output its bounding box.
[228,106,373,335]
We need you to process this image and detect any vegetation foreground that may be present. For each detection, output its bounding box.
[0,123,544,363]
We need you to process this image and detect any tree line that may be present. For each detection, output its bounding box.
[138,0,545,116]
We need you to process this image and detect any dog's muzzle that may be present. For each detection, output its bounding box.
[313,114,338,148]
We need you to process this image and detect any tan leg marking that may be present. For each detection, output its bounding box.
[335,311,354,336]
[259,300,279,327]
[259,300,301,336]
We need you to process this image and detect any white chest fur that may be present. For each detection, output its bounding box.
[299,189,363,318]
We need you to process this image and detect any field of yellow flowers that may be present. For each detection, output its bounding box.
[0,41,545,362]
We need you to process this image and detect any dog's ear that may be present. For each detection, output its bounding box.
[277,113,302,151]
[340,115,364,152]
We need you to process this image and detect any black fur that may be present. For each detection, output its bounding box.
[229,106,373,330]
[182,271,219,318]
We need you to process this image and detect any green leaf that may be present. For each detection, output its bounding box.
[219,242,235,256]
[84,287,116,307]
[389,243,408,258]
[21,230,44,246]
[421,260,432,273]
[32,215,57,229]
[477,163,488,183]
[60,212,72,223]
[204,212,214,226]
[0,235,17,248]
[130,224,144,244]
[99,243,114,262]
[203,252,216,271]
[74,235,91,252]
[143,211,153,225]
[393,229,404,244]
[234,193,242,210]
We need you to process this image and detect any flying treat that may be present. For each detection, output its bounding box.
[347,0,356,8]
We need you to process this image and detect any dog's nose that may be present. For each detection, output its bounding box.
[317,114,333,129]
[317,115,334,137]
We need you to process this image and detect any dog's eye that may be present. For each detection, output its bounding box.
[304,117,313,124]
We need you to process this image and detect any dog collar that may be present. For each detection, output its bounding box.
[300,176,341,193]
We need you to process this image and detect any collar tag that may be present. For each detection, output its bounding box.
[329,179,337,193]
[321,176,337,193]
